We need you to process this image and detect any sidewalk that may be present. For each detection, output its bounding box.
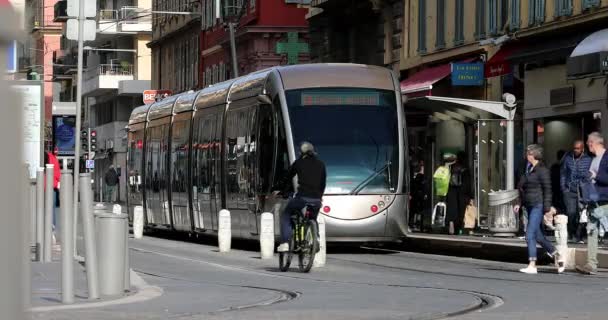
[404,232,608,269]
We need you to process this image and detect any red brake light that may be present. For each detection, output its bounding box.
[323,206,331,213]
[371,205,379,213]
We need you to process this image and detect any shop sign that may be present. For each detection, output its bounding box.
[143,90,172,104]
[451,63,484,86]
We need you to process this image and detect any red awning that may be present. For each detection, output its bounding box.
[485,44,520,78]
[400,58,476,96]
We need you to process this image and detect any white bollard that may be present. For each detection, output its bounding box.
[218,209,231,253]
[313,215,326,268]
[259,212,274,259]
[133,206,144,239]
[112,204,122,215]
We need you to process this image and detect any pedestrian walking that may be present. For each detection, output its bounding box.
[515,144,563,274]
[104,165,119,203]
[576,132,608,275]
[560,140,592,243]
[44,148,61,228]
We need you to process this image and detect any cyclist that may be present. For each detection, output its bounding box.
[274,141,326,252]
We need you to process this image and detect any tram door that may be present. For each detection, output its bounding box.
[192,106,223,232]
[127,125,145,223]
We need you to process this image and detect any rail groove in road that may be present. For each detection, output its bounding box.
[131,245,504,319]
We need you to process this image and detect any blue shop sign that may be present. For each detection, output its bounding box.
[451,63,484,86]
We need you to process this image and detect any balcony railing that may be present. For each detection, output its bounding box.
[54,1,68,22]
[99,10,119,21]
[88,63,134,79]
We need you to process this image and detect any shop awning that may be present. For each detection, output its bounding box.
[566,28,608,79]
[400,58,475,96]
[404,96,511,122]
[508,34,586,65]
[485,45,520,78]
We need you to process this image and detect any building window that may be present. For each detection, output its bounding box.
[417,0,426,54]
[213,64,219,84]
[555,0,573,17]
[454,0,464,45]
[528,0,545,26]
[489,0,498,35]
[436,0,445,50]
[510,0,520,30]
[250,0,256,12]
[475,0,486,40]
[582,0,600,10]
[219,62,226,82]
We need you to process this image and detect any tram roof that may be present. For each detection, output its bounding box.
[193,80,236,111]
[173,91,199,114]
[148,95,180,120]
[276,63,395,91]
[129,104,152,125]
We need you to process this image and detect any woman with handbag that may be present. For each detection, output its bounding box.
[514,144,564,274]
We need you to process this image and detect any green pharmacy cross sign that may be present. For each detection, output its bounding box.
[276,32,309,65]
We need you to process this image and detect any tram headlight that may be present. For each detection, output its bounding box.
[378,201,385,209]
[384,195,391,202]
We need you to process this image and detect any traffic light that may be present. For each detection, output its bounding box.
[90,130,97,152]
[81,129,88,151]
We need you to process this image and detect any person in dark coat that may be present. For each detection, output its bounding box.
[560,140,592,242]
[515,144,562,274]
[445,152,471,235]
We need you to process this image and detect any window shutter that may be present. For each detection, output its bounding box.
[583,0,600,10]
[417,0,426,53]
[528,0,535,26]
[489,0,497,36]
[475,0,486,40]
[510,0,520,30]
[535,0,545,24]
[454,0,464,45]
[436,0,445,49]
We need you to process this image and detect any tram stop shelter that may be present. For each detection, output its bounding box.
[403,94,517,232]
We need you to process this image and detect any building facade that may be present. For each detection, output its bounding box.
[308,0,403,72]
[149,0,201,93]
[200,0,310,87]
[53,0,153,202]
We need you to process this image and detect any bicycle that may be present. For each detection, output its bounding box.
[278,203,319,273]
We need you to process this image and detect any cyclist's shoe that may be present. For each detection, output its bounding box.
[277,243,289,252]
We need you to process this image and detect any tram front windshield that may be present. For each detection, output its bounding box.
[286,88,399,195]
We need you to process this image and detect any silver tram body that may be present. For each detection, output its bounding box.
[126,64,408,242]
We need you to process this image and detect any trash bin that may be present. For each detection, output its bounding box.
[95,212,128,296]
[488,190,519,237]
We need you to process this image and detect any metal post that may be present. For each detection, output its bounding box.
[80,173,100,299]
[506,115,515,190]
[60,172,74,304]
[228,22,239,78]
[44,164,54,262]
[124,218,130,292]
[72,0,85,258]
[29,178,36,249]
[36,168,44,261]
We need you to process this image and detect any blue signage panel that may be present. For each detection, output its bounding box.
[451,63,485,86]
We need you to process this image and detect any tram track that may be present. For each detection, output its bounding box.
[130,245,504,319]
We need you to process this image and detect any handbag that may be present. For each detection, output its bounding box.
[579,182,599,203]
[463,204,477,229]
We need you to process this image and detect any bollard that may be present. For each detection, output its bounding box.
[44,164,54,262]
[133,206,144,239]
[554,215,569,268]
[313,215,327,268]
[80,173,100,300]
[36,168,44,261]
[95,212,128,296]
[218,209,231,253]
[112,204,131,292]
[60,172,74,304]
[259,212,274,259]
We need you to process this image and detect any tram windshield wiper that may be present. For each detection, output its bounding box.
[350,161,391,195]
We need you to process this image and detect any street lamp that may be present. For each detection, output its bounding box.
[502,92,517,190]
[221,0,249,78]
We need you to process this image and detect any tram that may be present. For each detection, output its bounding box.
[127,63,408,242]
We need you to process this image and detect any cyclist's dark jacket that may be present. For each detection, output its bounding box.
[278,155,327,199]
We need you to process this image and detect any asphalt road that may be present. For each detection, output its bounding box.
[32,234,608,320]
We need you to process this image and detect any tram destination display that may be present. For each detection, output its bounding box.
[301,91,381,106]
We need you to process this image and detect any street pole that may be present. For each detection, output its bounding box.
[228,22,239,78]
[60,172,74,304]
[73,0,85,258]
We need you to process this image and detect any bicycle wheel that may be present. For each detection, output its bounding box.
[298,220,318,273]
[278,236,294,272]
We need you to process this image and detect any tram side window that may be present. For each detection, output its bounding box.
[272,98,290,190]
[171,119,190,193]
[225,107,250,196]
[128,131,144,193]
